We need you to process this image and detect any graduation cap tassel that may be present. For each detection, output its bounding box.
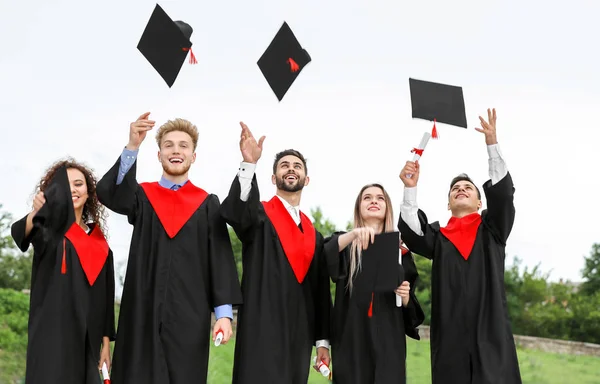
[287,58,299,73]
[367,292,374,317]
[431,118,439,139]
[182,47,197,65]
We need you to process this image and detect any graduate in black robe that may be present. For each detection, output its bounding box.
[398,109,522,384]
[11,160,116,384]
[96,113,242,384]
[324,183,424,384]
[220,122,332,384]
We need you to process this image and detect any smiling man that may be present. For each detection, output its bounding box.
[220,122,332,384]
[398,109,522,384]
[96,113,242,384]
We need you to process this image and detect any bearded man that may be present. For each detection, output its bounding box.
[97,113,242,384]
[220,122,332,384]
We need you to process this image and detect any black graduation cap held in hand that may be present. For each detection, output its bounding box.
[355,231,404,295]
[137,4,197,88]
[409,78,468,138]
[257,22,311,101]
[33,165,75,236]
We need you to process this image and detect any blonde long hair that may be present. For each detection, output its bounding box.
[347,183,395,292]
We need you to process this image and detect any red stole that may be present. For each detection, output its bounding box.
[440,212,482,260]
[140,181,208,238]
[64,223,109,286]
[262,196,316,284]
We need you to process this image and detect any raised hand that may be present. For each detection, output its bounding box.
[32,191,46,214]
[475,108,498,145]
[127,112,155,151]
[239,122,265,164]
[399,161,420,188]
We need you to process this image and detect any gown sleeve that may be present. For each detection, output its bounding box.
[207,194,243,308]
[220,175,263,244]
[323,232,350,283]
[398,210,437,260]
[313,233,333,343]
[401,251,425,340]
[11,214,38,253]
[103,250,117,341]
[96,156,140,223]
[482,172,515,246]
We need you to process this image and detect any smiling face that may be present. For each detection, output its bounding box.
[157,130,196,177]
[448,179,482,214]
[271,155,309,193]
[67,167,88,212]
[360,186,387,222]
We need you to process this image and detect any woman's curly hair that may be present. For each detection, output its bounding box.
[34,158,108,234]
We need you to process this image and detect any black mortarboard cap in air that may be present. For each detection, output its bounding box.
[409,78,468,138]
[354,232,403,296]
[137,4,197,88]
[257,22,311,101]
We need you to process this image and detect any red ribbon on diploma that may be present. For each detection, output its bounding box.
[411,148,424,156]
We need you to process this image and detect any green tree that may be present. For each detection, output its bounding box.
[228,226,243,282]
[310,207,337,237]
[412,255,432,325]
[0,288,29,383]
[580,243,600,296]
[0,206,33,291]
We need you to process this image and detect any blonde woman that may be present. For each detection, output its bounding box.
[324,183,424,384]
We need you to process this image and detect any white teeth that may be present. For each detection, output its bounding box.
[170,159,183,163]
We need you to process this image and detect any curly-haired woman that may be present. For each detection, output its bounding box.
[11,158,116,384]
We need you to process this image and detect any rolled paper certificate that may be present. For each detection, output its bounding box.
[313,357,331,377]
[214,330,224,346]
[407,132,431,178]
[102,362,110,384]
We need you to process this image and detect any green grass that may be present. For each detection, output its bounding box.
[207,337,600,384]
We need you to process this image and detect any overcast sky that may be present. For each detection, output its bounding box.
[2,0,599,291]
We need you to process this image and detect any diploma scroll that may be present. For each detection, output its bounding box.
[313,356,331,377]
[214,330,224,346]
[407,132,431,178]
[102,362,110,384]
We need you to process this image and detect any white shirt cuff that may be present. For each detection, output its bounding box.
[316,339,330,349]
[403,186,418,203]
[487,143,502,159]
[238,162,256,179]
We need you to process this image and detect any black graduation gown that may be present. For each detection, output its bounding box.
[324,232,424,384]
[398,172,522,384]
[220,175,332,384]
[96,157,243,384]
[10,166,116,384]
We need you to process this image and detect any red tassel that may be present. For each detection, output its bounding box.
[367,292,374,317]
[432,118,438,139]
[61,238,67,274]
[182,47,197,64]
[287,58,300,72]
